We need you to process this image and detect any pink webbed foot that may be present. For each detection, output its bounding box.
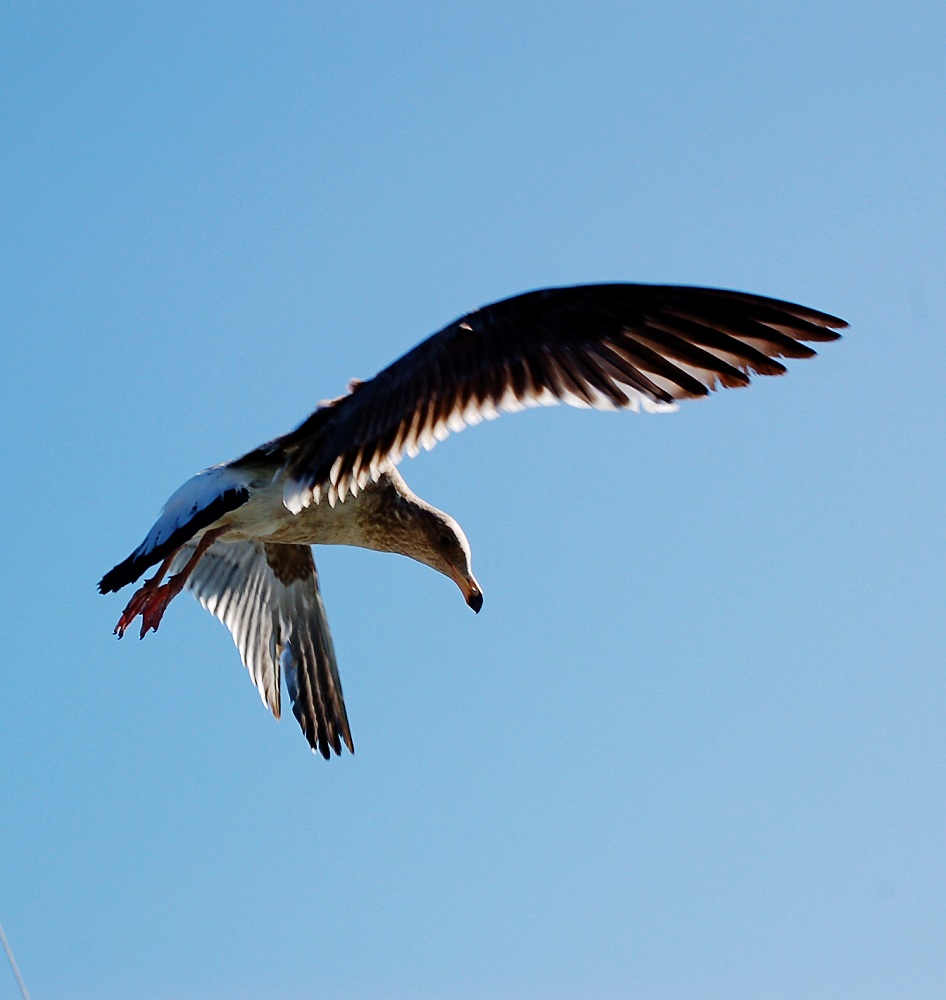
[112,528,227,641]
[114,581,180,639]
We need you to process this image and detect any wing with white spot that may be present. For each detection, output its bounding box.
[277,283,845,511]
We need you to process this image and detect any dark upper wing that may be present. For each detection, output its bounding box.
[173,539,353,759]
[278,284,845,511]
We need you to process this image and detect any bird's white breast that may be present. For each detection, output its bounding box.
[222,472,372,548]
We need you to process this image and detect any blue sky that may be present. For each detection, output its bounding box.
[2,2,945,997]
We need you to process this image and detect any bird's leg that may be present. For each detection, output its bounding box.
[114,528,227,639]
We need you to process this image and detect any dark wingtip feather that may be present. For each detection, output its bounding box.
[99,557,142,595]
[684,285,847,334]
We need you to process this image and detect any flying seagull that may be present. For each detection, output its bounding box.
[100,283,844,758]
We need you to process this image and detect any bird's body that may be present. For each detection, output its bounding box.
[111,459,391,560]
[101,283,845,757]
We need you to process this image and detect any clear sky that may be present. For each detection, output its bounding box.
[2,3,945,998]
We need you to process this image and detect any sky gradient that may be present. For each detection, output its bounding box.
[3,3,945,998]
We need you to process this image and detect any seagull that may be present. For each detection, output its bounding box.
[100,283,844,758]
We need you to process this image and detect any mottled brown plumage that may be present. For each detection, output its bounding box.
[101,283,844,757]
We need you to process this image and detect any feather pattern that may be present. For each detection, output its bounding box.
[278,284,845,512]
[101,280,844,758]
[99,466,250,593]
[171,539,352,759]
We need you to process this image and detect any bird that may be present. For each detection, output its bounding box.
[100,283,845,758]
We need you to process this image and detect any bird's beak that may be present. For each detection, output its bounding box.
[454,572,483,614]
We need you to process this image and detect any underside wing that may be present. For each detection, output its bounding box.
[172,539,353,759]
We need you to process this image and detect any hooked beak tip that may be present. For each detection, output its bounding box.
[451,567,483,613]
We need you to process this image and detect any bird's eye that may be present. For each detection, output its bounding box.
[438,534,452,549]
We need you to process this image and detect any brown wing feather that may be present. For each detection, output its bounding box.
[278,284,845,509]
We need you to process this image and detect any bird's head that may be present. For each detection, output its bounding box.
[411,506,483,613]
[357,468,484,612]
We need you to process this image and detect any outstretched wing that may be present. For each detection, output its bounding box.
[173,539,353,759]
[278,284,845,511]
